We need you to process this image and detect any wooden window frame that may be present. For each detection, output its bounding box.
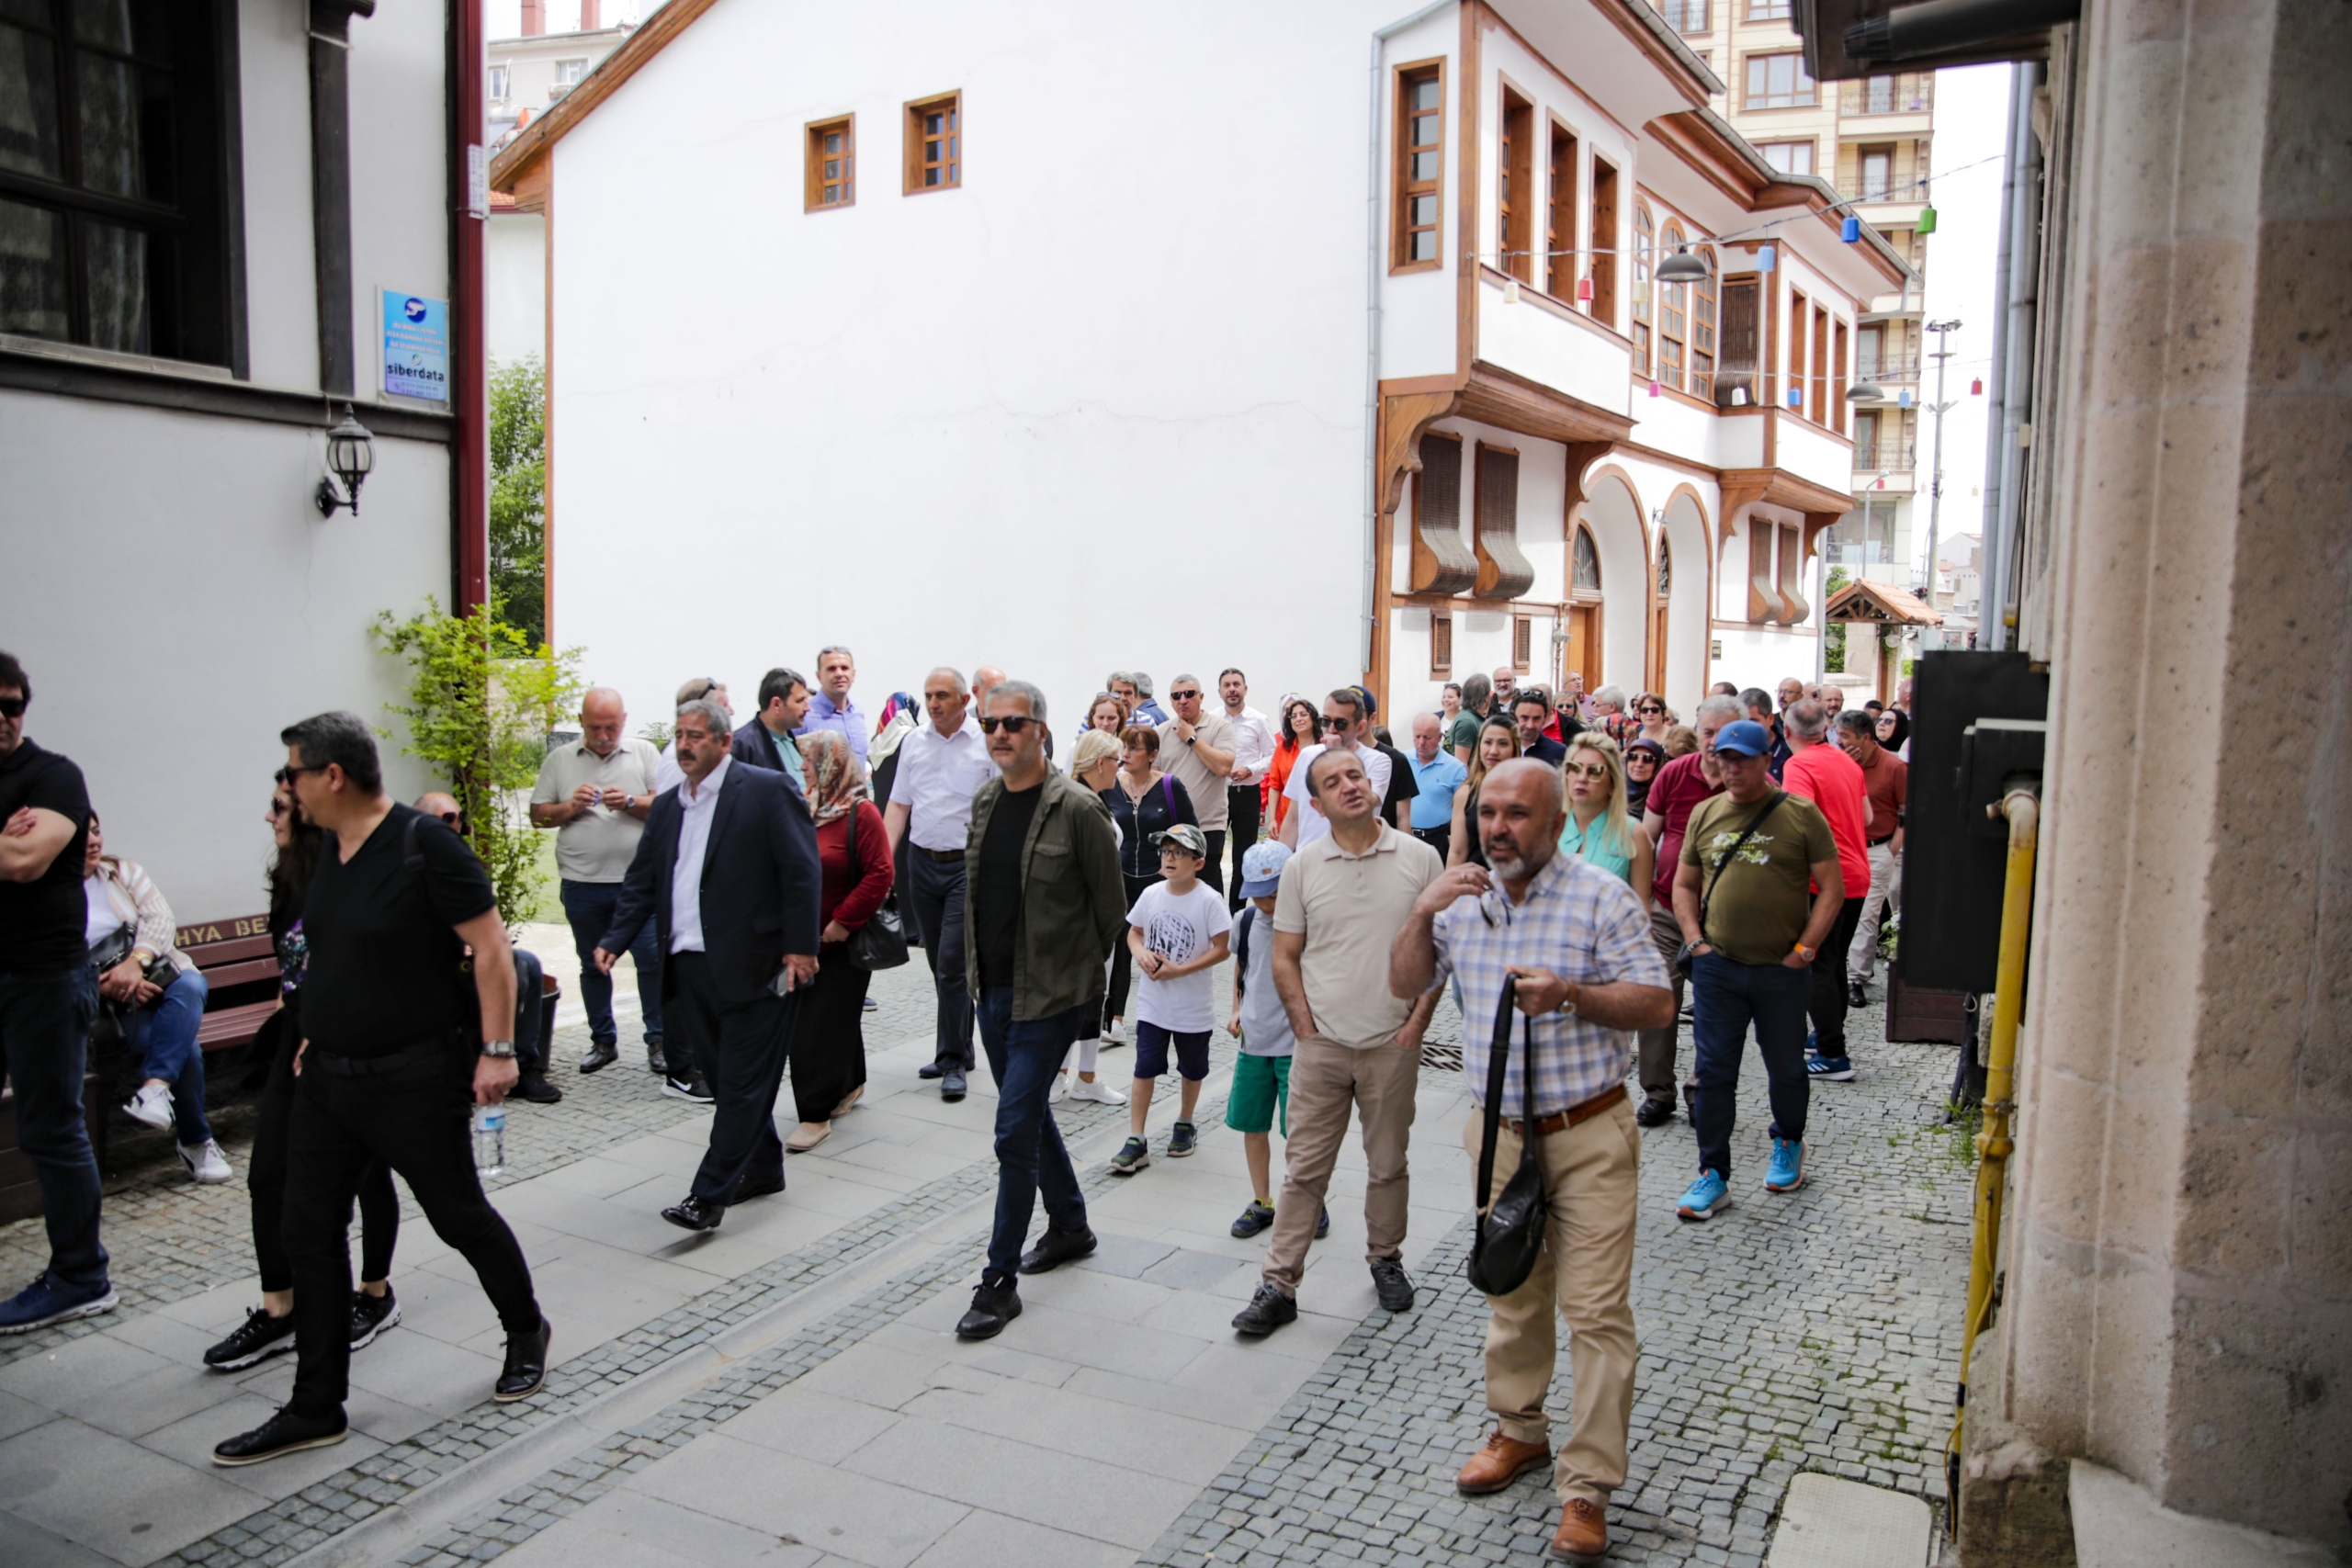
[1747,0,1792,19]
[1810,305,1829,424]
[806,115,854,211]
[1430,612,1454,678]
[902,92,961,195]
[1631,203,1655,378]
[1757,139,1814,177]
[1690,246,1717,400]
[1512,615,1534,673]
[1832,317,1849,434]
[1742,51,1816,111]
[1657,220,1690,391]
[1718,274,1758,405]
[1390,59,1446,274]
[1473,442,1536,600]
[1544,118,1577,301]
[1409,431,1478,595]
[1787,289,1809,412]
[1588,157,1618,325]
[1498,85,1533,283]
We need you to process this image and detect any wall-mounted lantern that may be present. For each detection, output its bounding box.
[314,405,376,517]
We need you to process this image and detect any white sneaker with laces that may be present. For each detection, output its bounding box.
[124,1082,175,1132]
[1069,1077,1128,1106]
[179,1139,233,1184]
[1104,1020,1127,1045]
[1048,1072,1070,1104]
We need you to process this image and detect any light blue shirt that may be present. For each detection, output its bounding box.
[1557,812,1635,886]
[796,693,868,761]
[1408,750,1468,830]
[762,721,806,797]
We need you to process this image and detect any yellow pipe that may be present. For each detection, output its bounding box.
[1945,784,2039,1510]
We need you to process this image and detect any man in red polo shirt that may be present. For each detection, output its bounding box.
[1632,693,1741,1125]
[1779,699,1871,1080]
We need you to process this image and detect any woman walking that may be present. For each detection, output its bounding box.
[1054,728,1129,1105]
[1558,735,1655,907]
[1099,727,1197,1045]
[787,732,893,1153]
[1445,716,1522,868]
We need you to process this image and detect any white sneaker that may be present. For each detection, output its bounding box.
[1048,1072,1070,1104]
[178,1139,233,1184]
[1104,1021,1127,1045]
[1069,1077,1128,1106]
[124,1082,175,1132]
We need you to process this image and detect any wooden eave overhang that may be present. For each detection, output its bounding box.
[1825,579,1945,626]
[489,0,724,190]
[1647,109,1914,292]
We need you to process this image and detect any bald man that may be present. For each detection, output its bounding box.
[530,689,668,1078]
[884,667,991,1099]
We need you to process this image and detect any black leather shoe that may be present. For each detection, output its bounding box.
[1017,1224,1098,1275]
[1370,1258,1416,1312]
[514,1072,562,1104]
[662,1194,724,1232]
[579,1043,619,1074]
[941,1069,967,1102]
[1847,980,1869,1010]
[213,1405,347,1466]
[647,1040,668,1076]
[955,1274,1022,1340]
[731,1173,785,1202]
[1634,1097,1675,1129]
[1230,1282,1298,1337]
[494,1316,551,1402]
[918,1062,945,1079]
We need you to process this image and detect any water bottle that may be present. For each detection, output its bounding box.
[472,1104,507,1176]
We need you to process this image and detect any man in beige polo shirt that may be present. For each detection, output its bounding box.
[1155,674,1238,893]
[1230,745,1442,1336]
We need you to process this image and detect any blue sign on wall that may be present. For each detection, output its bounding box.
[381,291,449,403]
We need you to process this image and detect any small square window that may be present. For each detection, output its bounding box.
[806,116,854,210]
[903,92,961,194]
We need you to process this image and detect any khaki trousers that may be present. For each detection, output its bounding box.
[1262,1034,1419,1294]
[1463,1096,1641,1508]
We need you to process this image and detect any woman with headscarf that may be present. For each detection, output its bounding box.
[787,731,894,1153]
[1623,737,1667,818]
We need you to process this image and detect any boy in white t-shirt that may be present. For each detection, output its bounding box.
[1107,824,1231,1177]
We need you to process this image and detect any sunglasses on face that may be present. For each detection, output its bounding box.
[978,716,1037,735]
[1565,763,1609,780]
[434,811,460,827]
[1170,690,1201,702]
[266,797,288,818]
[1638,705,1664,716]
[1318,716,1351,731]
[0,695,24,719]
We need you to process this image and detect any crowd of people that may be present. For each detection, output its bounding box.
[0,643,1908,1562]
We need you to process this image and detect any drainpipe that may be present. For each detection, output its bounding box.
[1363,0,1457,677]
[451,0,489,612]
[1973,66,2018,647]
[1982,62,2041,650]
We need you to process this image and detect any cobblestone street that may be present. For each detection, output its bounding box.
[1,931,1973,1568]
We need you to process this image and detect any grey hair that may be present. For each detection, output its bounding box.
[1170,673,1200,693]
[1104,670,1131,689]
[985,679,1048,723]
[817,645,853,660]
[1459,671,1492,712]
[927,667,969,697]
[1130,671,1155,697]
[1786,699,1829,740]
[1590,684,1627,711]
[1695,694,1745,727]
[674,698,731,734]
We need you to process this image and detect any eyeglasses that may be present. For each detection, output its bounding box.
[433,811,460,827]
[279,763,327,783]
[978,716,1037,736]
[1637,705,1664,716]
[1317,716,1351,731]
[0,694,24,719]
[1564,763,1609,779]
[266,797,288,818]
[1170,690,1201,702]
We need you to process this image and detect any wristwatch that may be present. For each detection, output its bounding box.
[481,1039,516,1059]
[1556,982,1581,1017]
[1183,734,1196,746]
[1793,944,1817,962]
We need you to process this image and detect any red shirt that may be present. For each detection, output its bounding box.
[1781,743,1871,901]
[1853,745,1908,841]
[1645,751,1724,909]
[816,801,894,936]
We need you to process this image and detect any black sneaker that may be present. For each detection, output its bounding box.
[662,1072,714,1104]
[1315,1204,1331,1240]
[1634,1097,1675,1129]
[494,1316,551,1401]
[1370,1258,1416,1312]
[349,1286,401,1352]
[1108,1136,1150,1175]
[956,1273,1022,1340]
[212,1405,347,1467]
[514,1072,562,1104]
[1230,1200,1275,1238]
[1230,1282,1297,1337]
[203,1305,297,1371]
[1168,1121,1198,1157]
[1017,1224,1098,1275]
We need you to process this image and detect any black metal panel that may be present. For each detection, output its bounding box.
[1897,649,2048,991]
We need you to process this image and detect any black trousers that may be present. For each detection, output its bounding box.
[791,950,870,1124]
[1225,784,1261,909]
[1411,825,1452,863]
[285,1043,538,1419]
[1807,897,1869,1057]
[249,1012,397,1294]
[906,852,973,1069]
[1200,829,1227,895]
[1102,873,1159,1030]
[669,952,796,1204]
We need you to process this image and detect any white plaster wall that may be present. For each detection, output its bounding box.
[237,0,319,390]
[1657,486,1713,705]
[1628,391,1718,467]
[1478,274,1633,415]
[1429,412,1569,598]
[1577,470,1648,690]
[1715,410,1766,468]
[488,212,547,368]
[1374,7,1457,380]
[1774,413,1855,495]
[347,0,453,402]
[1710,623,1815,699]
[0,394,448,919]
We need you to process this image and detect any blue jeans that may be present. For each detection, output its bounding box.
[975,987,1088,1280]
[0,966,107,1289]
[125,967,211,1145]
[1688,952,1811,1183]
[560,879,663,1046]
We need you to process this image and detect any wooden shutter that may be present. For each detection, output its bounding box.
[1747,519,1781,623]
[1589,160,1619,325]
[1780,523,1810,622]
[1430,613,1453,677]
[1472,444,1535,599]
[1512,615,1533,671]
[1716,276,1758,406]
[1409,433,1478,594]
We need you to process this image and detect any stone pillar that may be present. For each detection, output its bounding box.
[1963,0,2352,1556]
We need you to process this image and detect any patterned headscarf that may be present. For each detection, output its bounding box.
[801,729,866,826]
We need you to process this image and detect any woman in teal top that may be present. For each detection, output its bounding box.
[1557,735,1654,907]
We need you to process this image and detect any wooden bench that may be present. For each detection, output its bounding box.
[175,914,284,1059]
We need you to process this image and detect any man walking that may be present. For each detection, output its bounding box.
[595,699,820,1233]
[1277,688,1393,851]
[1157,674,1238,892]
[1389,759,1673,1566]
[797,647,868,762]
[0,651,113,1334]
[1231,746,1442,1337]
[951,680,1126,1340]
[735,668,812,797]
[1633,694,1739,1125]
[1779,700,1871,1082]
[1218,669,1276,909]
[1838,708,1907,1006]
[214,713,548,1465]
[886,668,993,1100]
[1669,720,1842,1222]
[1407,712,1467,862]
[530,688,664,1077]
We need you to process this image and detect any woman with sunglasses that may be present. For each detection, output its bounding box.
[202,776,402,1372]
[1557,735,1655,908]
[1631,693,1674,747]
[1623,737,1666,818]
[1098,727,1197,1045]
[1446,715,1523,868]
[1263,698,1319,838]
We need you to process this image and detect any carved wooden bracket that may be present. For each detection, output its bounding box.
[1561,442,1619,513]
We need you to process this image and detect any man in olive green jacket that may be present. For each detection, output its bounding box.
[953,679,1127,1340]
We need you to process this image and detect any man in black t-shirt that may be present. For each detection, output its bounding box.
[0,651,114,1335]
[213,712,549,1468]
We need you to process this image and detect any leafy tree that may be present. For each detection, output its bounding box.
[488,357,546,647]
[1824,567,1853,672]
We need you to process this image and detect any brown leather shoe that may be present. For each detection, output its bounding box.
[1546,1496,1609,1563]
[1456,1428,1551,1495]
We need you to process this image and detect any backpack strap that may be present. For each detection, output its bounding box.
[1233,906,1254,990]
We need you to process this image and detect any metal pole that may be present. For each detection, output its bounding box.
[1986,62,2045,650]
[1975,65,2023,648]
[1922,320,1961,618]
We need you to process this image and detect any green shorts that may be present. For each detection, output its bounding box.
[1225,1053,1291,1135]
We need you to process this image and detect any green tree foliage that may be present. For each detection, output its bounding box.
[372,597,581,930]
[489,357,547,648]
[1824,567,1853,672]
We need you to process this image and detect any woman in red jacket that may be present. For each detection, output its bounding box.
[788,731,894,1153]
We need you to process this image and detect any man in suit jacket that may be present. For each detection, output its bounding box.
[597,699,820,1232]
[733,668,811,798]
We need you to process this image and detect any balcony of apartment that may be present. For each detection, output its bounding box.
[1838,73,1935,138]
[1476,267,1635,423]
[1856,351,1921,386]
[1852,441,1917,493]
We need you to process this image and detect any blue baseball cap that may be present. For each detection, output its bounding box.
[1713,719,1773,758]
[1238,840,1292,897]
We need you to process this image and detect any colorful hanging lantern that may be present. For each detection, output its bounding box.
[1757,244,1777,272]
[1841,215,1861,243]
[1648,380,1663,398]
[1501,276,1521,306]
[1898,389,1915,408]
[1971,377,1984,395]
[1916,205,1938,236]
[1577,276,1593,301]
[1787,388,1804,409]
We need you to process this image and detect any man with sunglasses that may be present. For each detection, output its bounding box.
[1217,669,1277,911]
[885,668,993,1100]
[1277,689,1394,852]
[1156,675,1238,893]
[0,651,114,1334]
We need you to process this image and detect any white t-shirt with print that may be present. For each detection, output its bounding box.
[1127,880,1233,1033]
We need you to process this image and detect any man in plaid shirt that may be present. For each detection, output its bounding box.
[1389,760,1673,1566]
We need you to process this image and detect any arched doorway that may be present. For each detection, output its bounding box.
[1565,525,1603,694]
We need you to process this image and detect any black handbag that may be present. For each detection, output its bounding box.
[1465,976,1548,1297]
[842,804,910,971]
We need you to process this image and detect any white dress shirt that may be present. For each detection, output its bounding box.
[894,717,994,852]
[1282,741,1392,849]
[1226,704,1277,788]
[654,742,684,796]
[669,753,731,955]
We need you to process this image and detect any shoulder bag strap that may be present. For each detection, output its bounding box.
[1475,976,1518,1231]
[1696,792,1784,948]
[1159,773,1177,820]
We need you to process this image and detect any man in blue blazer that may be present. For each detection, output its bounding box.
[596,698,820,1231]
